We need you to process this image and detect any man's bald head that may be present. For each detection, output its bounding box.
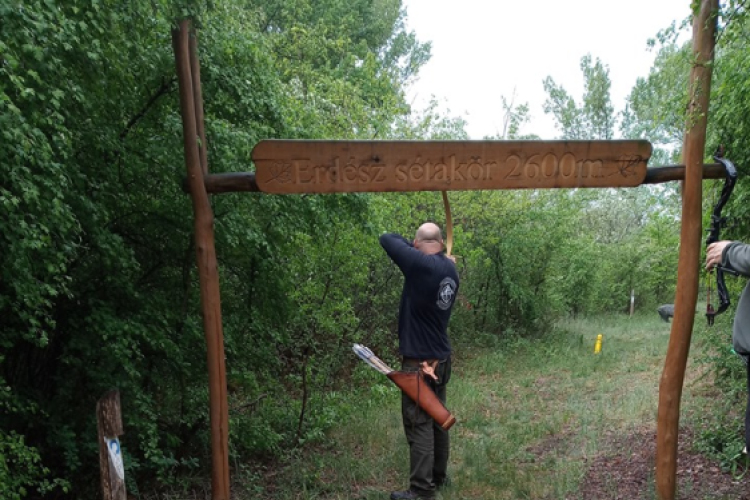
[415,223,442,242]
[414,223,444,254]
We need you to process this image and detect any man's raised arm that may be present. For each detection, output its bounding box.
[379,233,418,272]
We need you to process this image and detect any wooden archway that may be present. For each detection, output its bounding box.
[172,1,719,498]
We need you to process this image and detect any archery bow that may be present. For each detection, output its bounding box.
[705,147,739,325]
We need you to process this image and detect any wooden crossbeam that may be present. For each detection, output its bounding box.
[186,162,729,195]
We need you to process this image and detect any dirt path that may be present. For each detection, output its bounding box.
[573,426,750,500]
[536,318,750,499]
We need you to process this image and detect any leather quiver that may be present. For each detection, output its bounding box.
[387,371,456,430]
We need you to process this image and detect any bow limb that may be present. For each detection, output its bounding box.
[706,149,738,323]
[442,191,453,258]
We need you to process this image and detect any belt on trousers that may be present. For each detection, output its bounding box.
[403,357,445,366]
[403,357,442,365]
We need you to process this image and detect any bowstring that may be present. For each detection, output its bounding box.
[706,180,719,325]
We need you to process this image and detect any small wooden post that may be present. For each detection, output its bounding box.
[656,1,718,499]
[97,390,126,500]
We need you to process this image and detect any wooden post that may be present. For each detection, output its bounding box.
[173,19,231,500]
[656,1,718,499]
[97,390,126,500]
[189,31,209,176]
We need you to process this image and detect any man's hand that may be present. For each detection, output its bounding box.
[446,255,456,264]
[421,361,438,381]
[706,240,733,271]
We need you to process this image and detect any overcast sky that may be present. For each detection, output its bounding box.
[401,0,692,139]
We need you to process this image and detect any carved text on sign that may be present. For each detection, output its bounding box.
[252,141,652,193]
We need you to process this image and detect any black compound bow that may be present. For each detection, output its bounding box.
[706,147,739,326]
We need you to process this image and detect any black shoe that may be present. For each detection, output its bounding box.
[390,491,432,500]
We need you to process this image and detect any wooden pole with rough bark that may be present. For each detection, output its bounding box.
[656,1,718,498]
[172,19,230,500]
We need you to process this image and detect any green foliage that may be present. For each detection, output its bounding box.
[539,52,682,316]
[693,318,748,473]
[499,94,532,140]
[0,0,436,496]
[621,31,691,164]
[0,399,70,499]
[543,55,615,140]
[392,97,469,140]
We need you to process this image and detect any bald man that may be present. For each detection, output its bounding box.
[380,223,460,500]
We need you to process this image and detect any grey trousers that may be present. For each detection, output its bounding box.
[400,357,451,498]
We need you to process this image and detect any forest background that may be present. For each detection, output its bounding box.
[4,0,750,497]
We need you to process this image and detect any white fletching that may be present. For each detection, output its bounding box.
[352,343,393,374]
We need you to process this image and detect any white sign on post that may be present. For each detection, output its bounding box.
[105,436,125,480]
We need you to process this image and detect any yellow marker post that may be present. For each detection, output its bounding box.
[594,334,603,354]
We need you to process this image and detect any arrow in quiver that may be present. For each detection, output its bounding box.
[352,344,456,430]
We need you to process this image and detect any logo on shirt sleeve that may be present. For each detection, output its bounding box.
[437,277,457,310]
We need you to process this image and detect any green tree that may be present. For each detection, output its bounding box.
[498,92,534,140]
[1,0,435,496]
[621,25,691,165]
[543,54,615,140]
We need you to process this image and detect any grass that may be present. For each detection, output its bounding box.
[253,312,713,499]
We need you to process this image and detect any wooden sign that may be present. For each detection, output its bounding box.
[252,140,652,194]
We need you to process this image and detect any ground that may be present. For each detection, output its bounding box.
[563,427,750,500]
[256,426,750,499]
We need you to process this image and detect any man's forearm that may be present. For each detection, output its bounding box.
[725,242,750,277]
[380,233,416,271]
[379,233,410,254]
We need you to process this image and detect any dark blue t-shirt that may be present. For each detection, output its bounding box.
[379,233,459,359]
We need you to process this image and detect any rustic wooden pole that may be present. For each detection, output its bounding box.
[642,162,726,184]
[189,31,209,176]
[97,390,126,500]
[655,1,718,499]
[185,163,728,195]
[173,19,231,500]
